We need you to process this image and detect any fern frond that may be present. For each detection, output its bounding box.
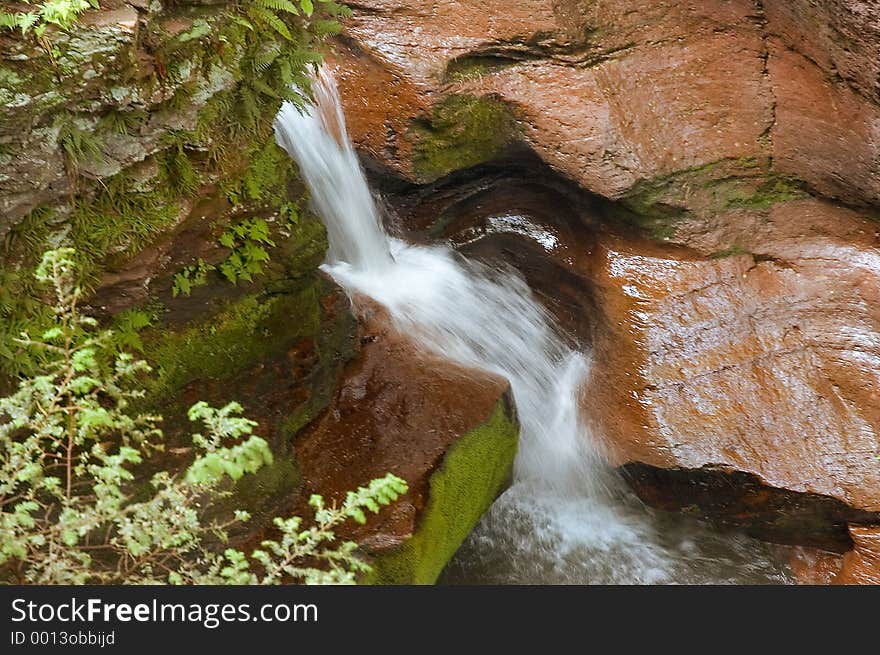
[247,6,293,41]
[250,78,280,98]
[253,0,300,16]
[0,12,18,30]
[229,14,255,31]
[251,42,281,73]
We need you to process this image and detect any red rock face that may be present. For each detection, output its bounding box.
[835,526,880,584]
[336,0,880,579]
[293,304,514,549]
[333,0,878,206]
[585,200,880,512]
[763,0,880,107]
[769,44,880,206]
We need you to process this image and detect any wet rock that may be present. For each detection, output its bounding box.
[768,44,880,207]
[620,463,879,552]
[586,199,880,514]
[834,526,880,584]
[293,306,519,583]
[788,546,845,585]
[334,0,879,209]
[764,0,880,107]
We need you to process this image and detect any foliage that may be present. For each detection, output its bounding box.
[218,218,275,284]
[0,0,97,38]
[97,108,147,137]
[0,249,407,584]
[159,139,200,198]
[171,259,213,298]
[0,1,351,378]
[54,112,103,172]
[109,309,154,353]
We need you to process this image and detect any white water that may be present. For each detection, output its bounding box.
[274,70,790,584]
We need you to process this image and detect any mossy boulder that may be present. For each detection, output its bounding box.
[363,400,519,585]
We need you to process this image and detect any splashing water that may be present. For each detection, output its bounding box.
[274,70,791,584]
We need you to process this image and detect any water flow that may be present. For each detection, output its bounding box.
[276,69,602,494]
[274,71,790,584]
[275,76,392,272]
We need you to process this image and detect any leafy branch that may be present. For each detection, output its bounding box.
[0,248,407,584]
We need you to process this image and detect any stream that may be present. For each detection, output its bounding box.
[274,69,793,585]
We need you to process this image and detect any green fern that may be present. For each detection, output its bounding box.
[218,219,275,284]
[109,308,154,353]
[253,0,301,15]
[54,113,102,169]
[159,140,200,197]
[98,108,146,136]
[247,6,293,41]
[0,0,98,37]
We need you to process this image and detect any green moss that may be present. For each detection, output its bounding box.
[709,244,751,259]
[444,56,521,82]
[362,400,519,585]
[616,158,810,241]
[725,176,808,210]
[412,94,518,181]
[144,285,322,397]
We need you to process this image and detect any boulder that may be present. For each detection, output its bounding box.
[293,306,519,584]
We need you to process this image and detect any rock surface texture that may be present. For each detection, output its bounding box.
[293,307,519,584]
[331,0,880,577]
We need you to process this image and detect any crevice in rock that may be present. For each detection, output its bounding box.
[752,0,777,171]
[620,462,880,552]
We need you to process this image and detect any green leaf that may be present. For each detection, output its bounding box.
[41,327,63,341]
[71,348,96,372]
[62,529,79,547]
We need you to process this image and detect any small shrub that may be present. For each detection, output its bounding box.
[0,248,407,584]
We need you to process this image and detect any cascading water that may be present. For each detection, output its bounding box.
[275,69,791,584]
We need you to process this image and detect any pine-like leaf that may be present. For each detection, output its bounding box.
[247,6,293,41]
[253,0,300,16]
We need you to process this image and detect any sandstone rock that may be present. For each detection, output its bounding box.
[834,525,880,584]
[293,306,519,583]
[768,43,880,207]
[788,546,843,584]
[335,0,879,209]
[585,199,880,513]
[764,0,880,107]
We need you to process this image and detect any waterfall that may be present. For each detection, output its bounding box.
[274,69,791,584]
[276,68,602,493]
[275,73,393,273]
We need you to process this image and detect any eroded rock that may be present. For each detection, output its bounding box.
[293,305,519,583]
[334,0,879,209]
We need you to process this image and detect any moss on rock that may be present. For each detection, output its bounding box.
[411,94,518,181]
[614,157,810,241]
[144,283,322,397]
[362,399,519,585]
